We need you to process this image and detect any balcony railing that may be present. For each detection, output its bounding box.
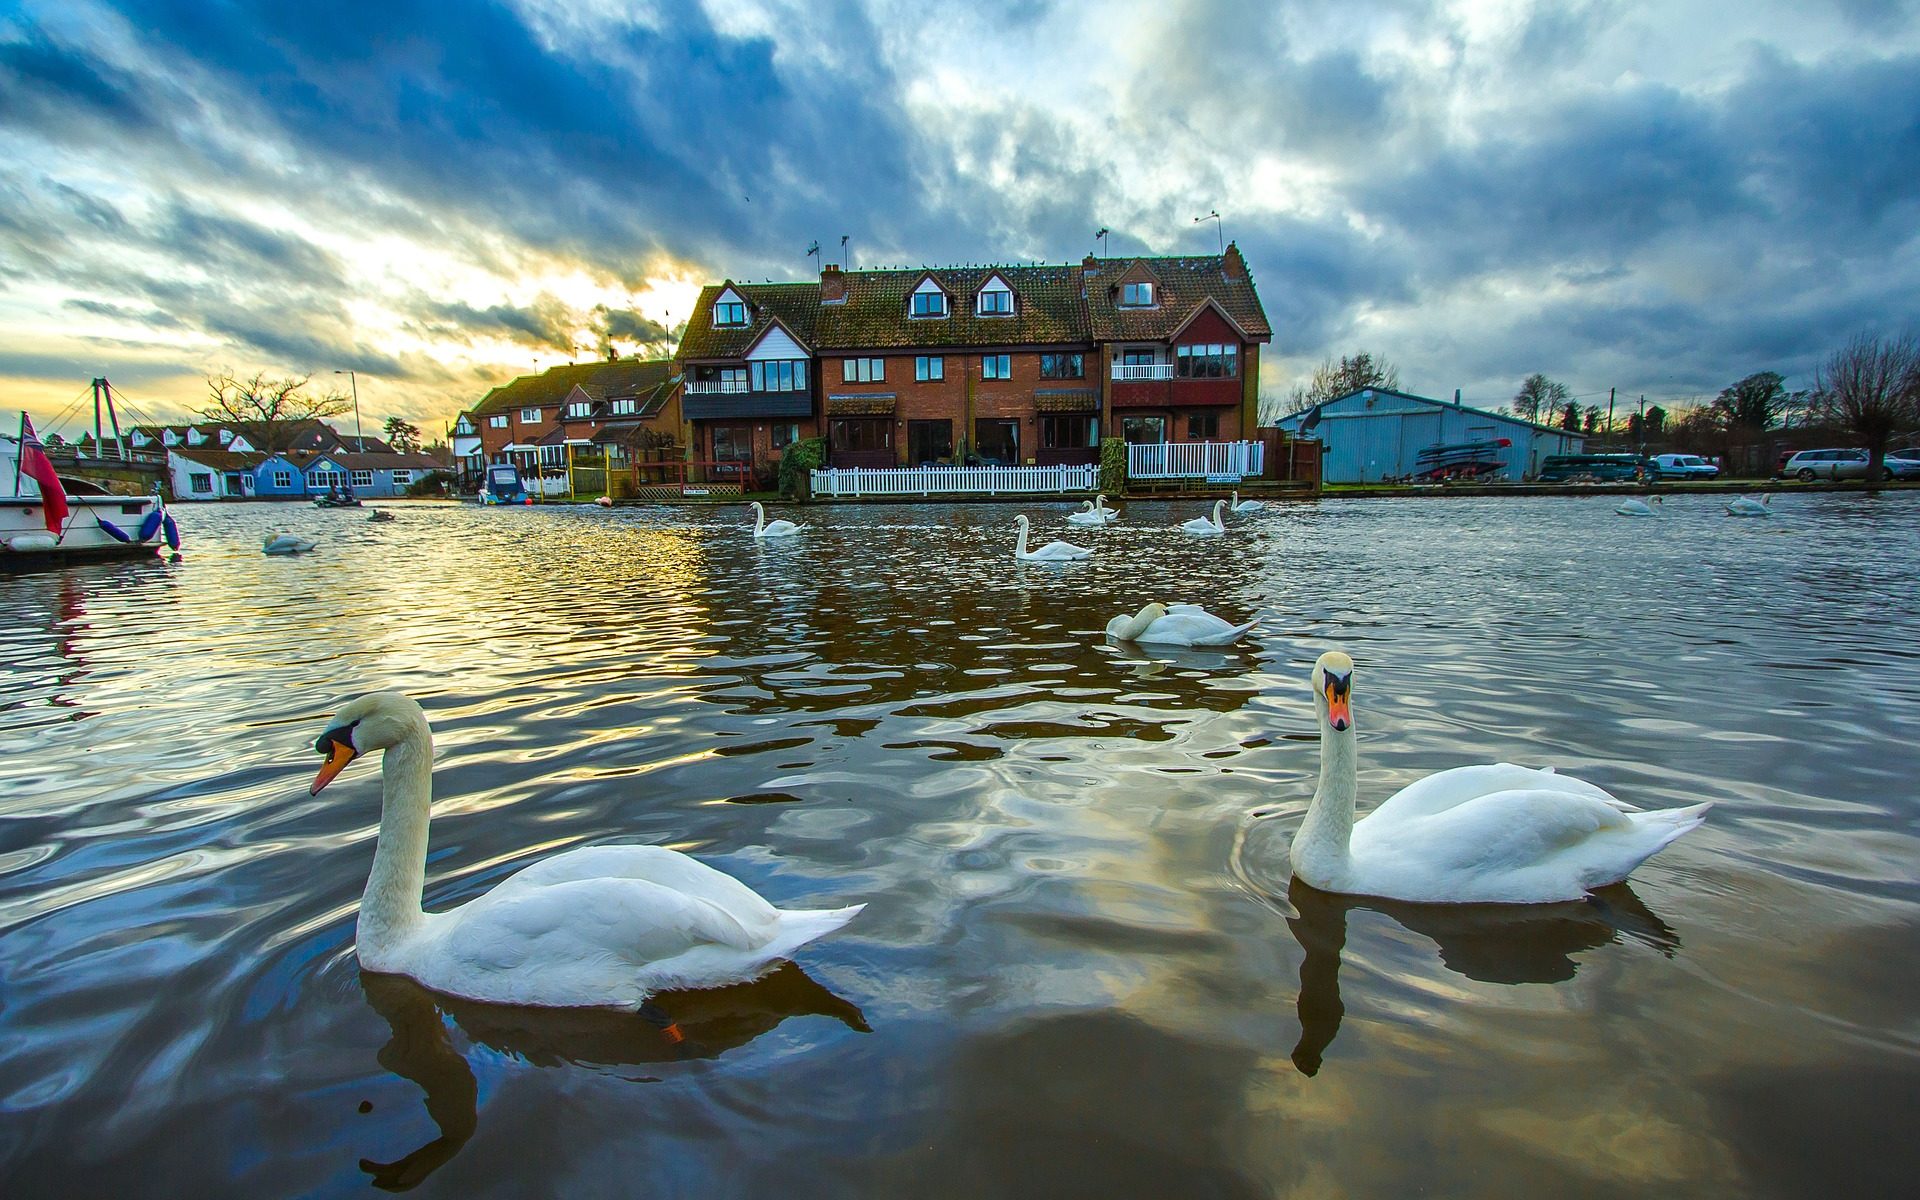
[811,464,1097,497]
[685,379,752,394]
[1112,364,1174,381]
[1127,440,1264,480]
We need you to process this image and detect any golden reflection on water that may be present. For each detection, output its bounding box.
[2,495,1919,1196]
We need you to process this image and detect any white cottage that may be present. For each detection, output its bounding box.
[1276,387,1587,483]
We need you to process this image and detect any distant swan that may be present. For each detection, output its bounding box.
[1252,651,1712,903]
[368,509,396,522]
[750,501,805,538]
[1615,497,1657,516]
[1066,494,1118,527]
[1726,495,1772,517]
[1013,514,1091,561]
[1231,490,1263,513]
[311,692,863,1008]
[1105,602,1256,646]
[263,534,318,555]
[1180,499,1228,535]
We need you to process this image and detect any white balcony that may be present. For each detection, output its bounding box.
[685,379,751,394]
[811,464,1097,497]
[1127,440,1264,480]
[1112,364,1174,381]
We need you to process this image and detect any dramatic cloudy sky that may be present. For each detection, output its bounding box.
[3,0,1917,435]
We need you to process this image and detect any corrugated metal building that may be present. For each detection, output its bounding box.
[1274,387,1587,483]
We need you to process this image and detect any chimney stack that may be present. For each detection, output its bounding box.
[1222,241,1247,279]
[821,264,845,303]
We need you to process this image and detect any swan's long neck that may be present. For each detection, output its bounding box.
[1016,521,1029,556]
[752,504,765,533]
[1293,714,1358,879]
[359,724,434,955]
[1115,605,1155,639]
[1213,500,1226,528]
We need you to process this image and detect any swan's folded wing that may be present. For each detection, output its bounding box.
[1356,787,1633,873]
[1367,763,1627,824]
[442,876,768,975]
[502,845,781,938]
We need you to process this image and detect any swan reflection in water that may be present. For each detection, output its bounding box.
[355,962,869,1191]
[1283,877,1679,1077]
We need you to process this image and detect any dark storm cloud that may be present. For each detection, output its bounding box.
[417,294,580,352]
[62,298,186,329]
[594,306,670,345]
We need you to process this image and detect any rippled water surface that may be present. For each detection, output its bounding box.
[3,494,1918,1197]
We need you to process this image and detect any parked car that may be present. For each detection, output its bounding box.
[1779,448,1899,481]
[1887,448,1920,480]
[1649,453,1720,480]
[1537,453,1648,483]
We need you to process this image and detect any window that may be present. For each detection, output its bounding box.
[1121,349,1157,366]
[842,357,884,383]
[520,407,542,423]
[830,418,893,452]
[974,418,1018,464]
[392,470,413,485]
[538,445,564,467]
[715,301,747,326]
[915,356,944,382]
[718,366,748,391]
[189,472,213,494]
[908,420,952,465]
[566,401,591,418]
[489,414,508,428]
[611,398,636,415]
[982,354,1011,380]
[1039,353,1084,379]
[910,291,947,318]
[273,470,292,488]
[978,288,1013,315]
[1121,281,1154,307]
[750,360,805,392]
[1186,412,1220,440]
[1122,416,1166,444]
[1175,343,1238,378]
[712,425,753,463]
[1041,416,1097,448]
[771,423,800,450]
[352,470,374,488]
[455,418,474,434]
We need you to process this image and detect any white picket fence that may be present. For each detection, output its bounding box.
[1127,440,1263,480]
[810,463,1098,497]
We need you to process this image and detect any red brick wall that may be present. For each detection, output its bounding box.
[825,349,1093,465]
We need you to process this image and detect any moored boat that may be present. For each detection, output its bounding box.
[3,414,178,566]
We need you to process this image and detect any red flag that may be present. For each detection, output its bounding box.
[18,415,69,533]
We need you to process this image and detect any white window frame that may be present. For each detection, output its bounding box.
[977,288,1013,316]
[611,398,636,415]
[392,470,413,485]
[351,470,374,488]
[915,356,944,382]
[982,354,1011,380]
[488,414,508,428]
[1121,281,1154,307]
[189,472,213,494]
[714,301,747,326]
[910,291,948,318]
[520,407,542,423]
[842,357,885,383]
[272,470,292,488]
[566,401,591,418]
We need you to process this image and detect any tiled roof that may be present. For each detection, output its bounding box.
[676,282,821,361]
[1084,250,1272,343]
[167,448,270,469]
[469,358,675,416]
[332,451,447,470]
[813,265,1088,350]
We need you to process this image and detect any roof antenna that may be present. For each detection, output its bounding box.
[1194,209,1222,254]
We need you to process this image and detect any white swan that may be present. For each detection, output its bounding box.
[1615,497,1657,517]
[1105,602,1256,647]
[1253,651,1711,904]
[311,693,862,1008]
[1180,499,1228,535]
[749,501,806,538]
[263,534,318,555]
[1231,490,1263,513]
[1013,514,1091,561]
[1066,494,1119,527]
[1726,494,1772,517]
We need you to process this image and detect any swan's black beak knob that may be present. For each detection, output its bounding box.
[312,726,359,795]
[1324,672,1352,732]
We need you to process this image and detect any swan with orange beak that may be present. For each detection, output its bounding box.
[1254,651,1711,904]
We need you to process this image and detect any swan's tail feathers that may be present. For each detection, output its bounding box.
[1194,619,1259,646]
[765,903,865,959]
[1631,802,1713,855]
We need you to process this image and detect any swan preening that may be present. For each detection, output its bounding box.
[1726,495,1773,517]
[750,501,806,538]
[1105,602,1256,646]
[1255,651,1710,904]
[1615,497,1658,517]
[1180,499,1228,535]
[1066,494,1118,527]
[1231,490,1263,513]
[311,693,862,1008]
[1013,514,1091,561]
[263,534,318,555]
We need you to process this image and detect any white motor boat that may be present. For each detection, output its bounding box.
[3,419,177,564]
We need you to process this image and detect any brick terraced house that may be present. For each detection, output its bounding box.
[674,246,1270,475]
[457,358,681,488]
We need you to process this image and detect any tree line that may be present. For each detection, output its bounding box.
[196,369,431,455]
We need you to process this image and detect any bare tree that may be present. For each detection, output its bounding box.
[198,370,352,424]
[1512,374,1570,423]
[1282,351,1401,414]
[1815,332,1920,485]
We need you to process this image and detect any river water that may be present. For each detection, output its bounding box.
[2,493,1916,1197]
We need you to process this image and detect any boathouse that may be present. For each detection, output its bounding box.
[1275,388,1587,483]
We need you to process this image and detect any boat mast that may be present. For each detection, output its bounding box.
[93,377,127,459]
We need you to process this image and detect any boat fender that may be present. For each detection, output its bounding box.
[8,533,59,553]
[97,517,133,543]
[137,509,164,542]
[162,513,181,550]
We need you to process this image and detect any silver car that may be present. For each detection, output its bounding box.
[1784,448,1878,481]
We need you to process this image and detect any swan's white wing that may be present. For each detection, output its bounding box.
[1136,611,1252,645]
[1366,762,1629,826]
[1166,603,1210,615]
[501,845,780,938]
[1349,788,1642,900]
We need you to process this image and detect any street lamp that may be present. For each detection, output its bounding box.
[334,370,362,450]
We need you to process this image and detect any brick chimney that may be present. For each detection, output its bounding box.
[821,264,845,303]
[1222,241,1247,280]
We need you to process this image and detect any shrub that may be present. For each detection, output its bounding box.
[1099,437,1128,495]
[778,436,828,500]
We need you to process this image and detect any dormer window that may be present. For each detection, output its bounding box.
[910,278,949,318]
[566,401,591,418]
[715,301,746,326]
[1121,282,1155,307]
[978,288,1012,315]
